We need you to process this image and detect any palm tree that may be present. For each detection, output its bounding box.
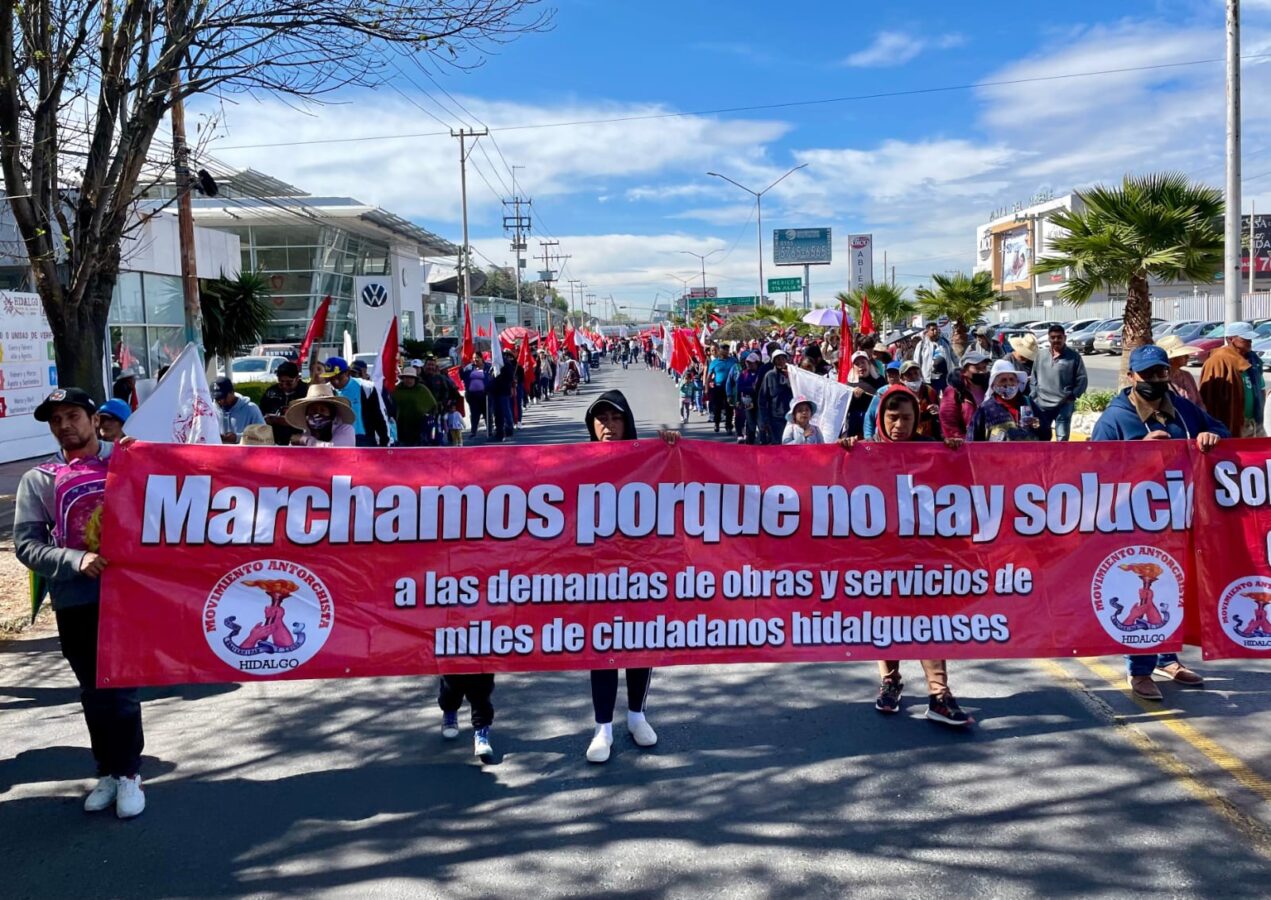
[836,282,916,333]
[738,304,780,323]
[1032,172,1223,360]
[200,271,274,377]
[915,271,1003,354]
[689,300,719,328]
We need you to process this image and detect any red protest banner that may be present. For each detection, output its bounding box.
[1193,439,1271,658]
[97,440,1197,687]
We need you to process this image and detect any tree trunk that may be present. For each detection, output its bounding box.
[952,319,969,356]
[1120,272,1153,381]
[51,298,109,402]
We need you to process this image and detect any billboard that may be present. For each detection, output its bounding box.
[0,291,59,462]
[353,276,396,353]
[848,234,873,291]
[1241,214,1271,274]
[998,227,1031,288]
[688,287,718,299]
[773,228,832,266]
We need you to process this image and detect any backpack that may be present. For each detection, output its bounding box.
[37,454,110,552]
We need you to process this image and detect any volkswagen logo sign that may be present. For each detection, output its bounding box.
[361,283,389,308]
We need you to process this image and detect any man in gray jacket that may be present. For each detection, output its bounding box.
[912,322,957,394]
[1029,324,1088,441]
[15,387,146,818]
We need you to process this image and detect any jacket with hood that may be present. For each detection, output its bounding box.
[1090,387,1228,442]
[586,389,638,441]
[870,385,935,443]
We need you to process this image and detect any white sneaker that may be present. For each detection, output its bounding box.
[586,729,613,763]
[83,776,117,813]
[115,775,145,819]
[628,717,658,748]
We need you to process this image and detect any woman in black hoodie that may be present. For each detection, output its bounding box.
[583,390,660,762]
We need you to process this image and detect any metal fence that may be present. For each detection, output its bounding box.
[998,292,1271,325]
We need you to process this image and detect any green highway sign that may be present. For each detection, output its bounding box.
[688,295,760,309]
[767,277,802,293]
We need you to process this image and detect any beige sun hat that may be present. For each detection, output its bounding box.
[1008,332,1039,360]
[1155,335,1201,359]
[240,424,276,446]
[283,382,355,430]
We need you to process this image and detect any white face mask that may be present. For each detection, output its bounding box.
[903,379,922,392]
[994,384,1019,400]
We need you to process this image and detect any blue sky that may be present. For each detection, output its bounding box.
[209,0,1271,315]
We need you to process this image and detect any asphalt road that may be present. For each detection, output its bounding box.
[3,359,1271,898]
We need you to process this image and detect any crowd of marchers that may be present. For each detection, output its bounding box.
[13,316,1264,819]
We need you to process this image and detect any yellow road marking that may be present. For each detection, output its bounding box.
[1034,658,1271,860]
[1075,657,1271,806]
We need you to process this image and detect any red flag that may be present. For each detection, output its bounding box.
[837,298,854,385]
[708,312,725,330]
[859,294,875,336]
[518,335,535,392]
[564,323,578,357]
[462,304,475,362]
[546,329,560,356]
[669,329,691,372]
[378,317,399,394]
[297,294,332,367]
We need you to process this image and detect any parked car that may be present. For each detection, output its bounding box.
[1028,320,1069,337]
[1068,318,1119,355]
[1153,320,1202,339]
[1186,321,1271,368]
[352,351,378,378]
[1097,318,1164,354]
[251,342,299,361]
[994,327,1034,353]
[1173,320,1224,345]
[230,355,286,384]
[1064,317,1103,335]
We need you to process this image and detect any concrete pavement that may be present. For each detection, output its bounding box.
[2,359,1271,898]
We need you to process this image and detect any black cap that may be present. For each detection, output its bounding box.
[212,377,233,398]
[33,387,97,422]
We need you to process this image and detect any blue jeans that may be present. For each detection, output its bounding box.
[1126,653,1179,676]
[1039,401,1075,442]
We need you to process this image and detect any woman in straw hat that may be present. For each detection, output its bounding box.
[1154,335,1205,410]
[284,382,356,447]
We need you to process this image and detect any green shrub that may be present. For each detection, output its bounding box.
[235,381,275,406]
[1076,389,1116,413]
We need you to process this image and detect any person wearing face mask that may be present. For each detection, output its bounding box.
[840,387,971,727]
[844,351,887,439]
[1090,344,1226,701]
[968,360,1041,442]
[863,361,941,440]
[284,382,356,447]
[940,351,991,439]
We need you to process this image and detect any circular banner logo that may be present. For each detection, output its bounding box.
[1090,546,1184,649]
[1217,575,1271,652]
[203,559,334,676]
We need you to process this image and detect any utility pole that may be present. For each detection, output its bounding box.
[452,127,489,333]
[503,166,532,328]
[1226,0,1243,324]
[170,72,201,351]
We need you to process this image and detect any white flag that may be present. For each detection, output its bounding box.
[343,329,354,362]
[787,364,852,444]
[484,314,503,376]
[124,343,221,444]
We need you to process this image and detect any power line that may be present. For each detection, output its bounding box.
[214,53,1271,152]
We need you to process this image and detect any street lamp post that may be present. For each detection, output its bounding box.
[707,163,808,306]
[665,273,695,320]
[677,249,722,320]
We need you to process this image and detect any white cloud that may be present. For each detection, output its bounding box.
[204,93,790,225]
[844,31,963,68]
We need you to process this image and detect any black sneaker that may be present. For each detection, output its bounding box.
[875,679,903,714]
[926,691,971,727]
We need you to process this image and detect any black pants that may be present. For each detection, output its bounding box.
[438,674,495,729]
[468,392,488,435]
[590,668,652,724]
[710,386,733,430]
[55,604,144,778]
